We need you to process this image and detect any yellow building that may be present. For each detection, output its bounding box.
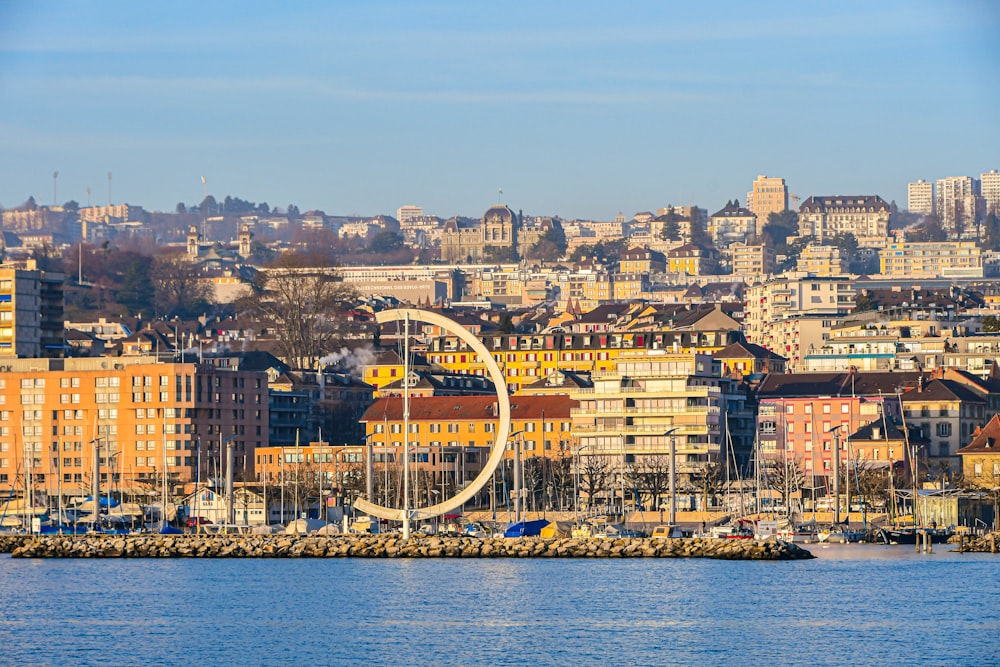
[957,415,1000,488]
[0,261,64,358]
[729,243,775,281]
[748,175,788,223]
[797,244,849,276]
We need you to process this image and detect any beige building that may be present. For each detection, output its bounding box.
[747,175,788,224]
[907,180,935,215]
[797,195,890,243]
[729,243,775,281]
[396,205,423,223]
[743,275,854,369]
[879,242,983,279]
[797,244,849,276]
[981,170,1000,218]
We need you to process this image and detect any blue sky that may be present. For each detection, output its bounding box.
[1,1,997,220]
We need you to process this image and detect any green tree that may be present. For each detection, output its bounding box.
[982,213,1000,251]
[908,215,947,242]
[366,230,405,254]
[151,253,213,317]
[175,202,187,214]
[63,200,80,213]
[984,315,1000,333]
[762,211,798,247]
[117,253,155,314]
[498,313,515,333]
[199,195,217,216]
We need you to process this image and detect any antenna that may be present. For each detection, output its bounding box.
[201,176,207,242]
[53,171,59,206]
[107,172,112,206]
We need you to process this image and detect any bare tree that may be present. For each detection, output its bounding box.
[241,259,356,369]
[579,455,613,510]
[151,251,212,317]
[631,454,673,512]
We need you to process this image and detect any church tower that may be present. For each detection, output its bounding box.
[238,223,253,259]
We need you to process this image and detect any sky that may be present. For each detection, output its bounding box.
[0,1,998,221]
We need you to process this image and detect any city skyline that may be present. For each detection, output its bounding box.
[1,1,998,220]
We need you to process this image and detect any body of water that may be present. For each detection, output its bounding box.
[0,544,997,666]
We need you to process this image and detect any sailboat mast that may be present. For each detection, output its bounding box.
[402,312,411,540]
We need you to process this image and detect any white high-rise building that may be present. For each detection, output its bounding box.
[936,176,978,233]
[396,205,424,223]
[907,179,934,215]
[981,170,1000,218]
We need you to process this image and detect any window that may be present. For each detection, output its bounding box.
[974,462,983,477]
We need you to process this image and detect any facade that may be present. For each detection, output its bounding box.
[797,195,890,243]
[747,175,788,224]
[0,262,65,358]
[879,242,983,279]
[907,180,935,215]
[619,247,666,274]
[396,205,424,223]
[0,357,268,499]
[936,176,979,234]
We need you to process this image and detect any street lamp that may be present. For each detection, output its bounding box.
[827,425,843,526]
[362,433,377,504]
[88,437,103,531]
[660,428,682,526]
[221,433,239,526]
[508,430,524,524]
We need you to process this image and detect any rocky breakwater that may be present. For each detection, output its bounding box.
[955,531,1000,553]
[10,535,814,560]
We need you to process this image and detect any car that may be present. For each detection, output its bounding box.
[187,517,213,528]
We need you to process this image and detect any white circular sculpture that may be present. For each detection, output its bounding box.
[353,308,511,522]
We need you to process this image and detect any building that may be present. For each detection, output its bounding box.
[0,261,65,358]
[936,176,979,234]
[743,275,855,368]
[797,244,849,277]
[440,205,521,263]
[619,247,666,274]
[981,170,1000,218]
[0,357,268,500]
[667,244,716,276]
[900,378,987,474]
[879,242,983,279]
[712,340,787,380]
[396,205,423,223]
[957,414,1000,489]
[569,351,752,501]
[907,180,935,215]
[747,175,788,224]
[708,200,756,245]
[797,195,890,243]
[729,243,775,281]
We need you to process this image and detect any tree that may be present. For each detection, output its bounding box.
[116,252,155,314]
[526,225,567,262]
[151,252,213,317]
[579,454,613,510]
[23,196,37,211]
[908,215,947,242]
[762,211,799,247]
[63,200,80,213]
[982,213,1000,251]
[984,316,1000,333]
[240,258,356,369]
[630,454,672,512]
[366,230,405,254]
[497,313,515,333]
[199,195,218,216]
[176,202,187,214]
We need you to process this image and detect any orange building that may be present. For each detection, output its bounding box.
[0,356,268,499]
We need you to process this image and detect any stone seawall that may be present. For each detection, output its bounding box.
[5,534,814,560]
[955,531,1000,553]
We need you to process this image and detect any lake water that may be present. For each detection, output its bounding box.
[0,544,997,666]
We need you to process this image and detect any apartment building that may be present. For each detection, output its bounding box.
[708,200,756,245]
[743,275,855,368]
[796,244,849,277]
[907,180,934,215]
[879,242,983,279]
[0,357,268,499]
[980,170,1000,218]
[729,243,776,281]
[0,262,65,359]
[936,176,979,234]
[747,175,788,223]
